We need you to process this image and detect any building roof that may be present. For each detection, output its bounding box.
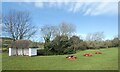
[9,40,38,48]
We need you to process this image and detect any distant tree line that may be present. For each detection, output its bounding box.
[38,23,120,55]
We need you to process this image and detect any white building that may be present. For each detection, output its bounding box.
[9,47,37,56]
[8,40,38,56]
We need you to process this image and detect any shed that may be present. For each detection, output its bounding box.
[8,40,38,56]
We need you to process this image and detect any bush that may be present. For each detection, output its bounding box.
[64,47,76,54]
[78,41,87,50]
[2,44,9,48]
[44,35,86,55]
[37,49,57,56]
[2,48,8,52]
[49,35,70,55]
[2,40,12,48]
[37,49,46,55]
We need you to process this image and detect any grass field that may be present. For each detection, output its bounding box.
[2,47,118,70]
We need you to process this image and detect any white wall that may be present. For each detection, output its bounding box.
[9,48,37,56]
[9,48,16,56]
[29,48,37,56]
[9,48,11,56]
[17,48,29,55]
[24,48,29,55]
[17,48,22,55]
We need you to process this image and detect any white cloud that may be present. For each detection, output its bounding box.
[34,2,44,8]
[0,24,2,36]
[32,1,118,16]
[0,24,2,30]
[49,2,63,8]
[74,33,87,40]
[2,0,118,16]
[88,2,118,16]
[2,0,119,2]
[73,2,83,13]
[67,2,118,16]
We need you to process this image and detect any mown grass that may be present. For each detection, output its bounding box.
[0,57,1,72]
[2,47,118,70]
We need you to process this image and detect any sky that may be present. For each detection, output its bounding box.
[2,0,118,42]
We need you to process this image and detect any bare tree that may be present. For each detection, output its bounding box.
[2,10,36,41]
[86,33,92,41]
[92,32,105,41]
[86,32,105,41]
[86,32,105,49]
[41,22,76,43]
[40,25,57,55]
[41,25,57,42]
[59,22,76,36]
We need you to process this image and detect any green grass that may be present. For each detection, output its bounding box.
[0,48,2,71]
[2,47,118,70]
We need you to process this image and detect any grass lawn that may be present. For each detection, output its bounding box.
[2,47,118,70]
[0,48,1,71]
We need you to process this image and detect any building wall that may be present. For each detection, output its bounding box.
[17,48,29,55]
[17,48,22,55]
[24,48,29,55]
[29,48,37,56]
[9,48,16,56]
[9,48,37,56]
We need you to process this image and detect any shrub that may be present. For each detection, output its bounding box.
[78,41,87,50]
[2,40,12,48]
[64,47,76,54]
[49,35,70,55]
[37,49,57,56]
[2,48,8,52]
[37,49,46,55]
[45,35,86,55]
